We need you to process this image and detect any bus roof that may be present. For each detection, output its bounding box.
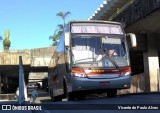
[68,20,124,35]
[69,20,122,26]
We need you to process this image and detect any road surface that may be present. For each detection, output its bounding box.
[32,90,160,113]
[1,90,160,113]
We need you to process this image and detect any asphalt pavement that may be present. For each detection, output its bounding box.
[1,89,160,113]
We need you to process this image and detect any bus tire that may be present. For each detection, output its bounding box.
[50,89,62,101]
[63,80,67,98]
[76,93,86,100]
[50,90,54,101]
[63,80,76,101]
[107,89,117,97]
[54,95,62,101]
[67,92,75,101]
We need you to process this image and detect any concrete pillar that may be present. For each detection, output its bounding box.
[143,33,159,92]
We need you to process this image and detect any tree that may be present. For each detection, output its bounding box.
[57,24,65,36]
[3,29,11,50]
[49,29,60,46]
[56,11,71,29]
[49,24,64,46]
[49,11,71,46]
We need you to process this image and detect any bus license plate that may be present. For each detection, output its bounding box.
[100,82,110,86]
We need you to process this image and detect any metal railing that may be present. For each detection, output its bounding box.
[109,0,160,27]
[109,0,135,21]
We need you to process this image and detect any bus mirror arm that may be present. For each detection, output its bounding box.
[126,33,137,47]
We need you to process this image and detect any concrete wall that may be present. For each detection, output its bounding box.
[29,73,48,82]
[0,50,30,65]
[29,47,55,82]
[0,46,55,66]
[0,47,56,83]
[30,47,55,67]
[118,73,145,95]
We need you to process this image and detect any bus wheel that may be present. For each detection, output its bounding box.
[54,95,62,101]
[107,89,117,97]
[67,92,76,101]
[50,90,62,101]
[77,93,86,100]
[50,90,54,101]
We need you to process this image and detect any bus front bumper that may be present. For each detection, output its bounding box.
[71,76,131,92]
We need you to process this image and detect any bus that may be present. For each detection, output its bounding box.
[48,20,136,101]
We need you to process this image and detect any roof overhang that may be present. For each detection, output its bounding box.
[89,0,131,20]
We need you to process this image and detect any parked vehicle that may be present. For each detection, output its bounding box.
[48,20,136,101]
[27,84,35,89]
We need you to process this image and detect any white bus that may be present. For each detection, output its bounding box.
[48,20,136,101]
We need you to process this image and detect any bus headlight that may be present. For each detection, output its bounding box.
[120,71,131,76]
[73,73,87,78]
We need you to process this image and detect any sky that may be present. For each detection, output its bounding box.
[0,0,104,50]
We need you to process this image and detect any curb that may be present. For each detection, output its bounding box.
[119,91,160,97]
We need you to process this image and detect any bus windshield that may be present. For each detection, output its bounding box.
[71,35,128,67]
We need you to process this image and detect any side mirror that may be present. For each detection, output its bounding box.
[127,33,137,47]
[65,32,70,47]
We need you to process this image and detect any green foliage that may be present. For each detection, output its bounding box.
[49,30,60,46]
[56,11,71,27]
[50,11,71,46]
[116,8,120,13]
[3,29,11,50]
